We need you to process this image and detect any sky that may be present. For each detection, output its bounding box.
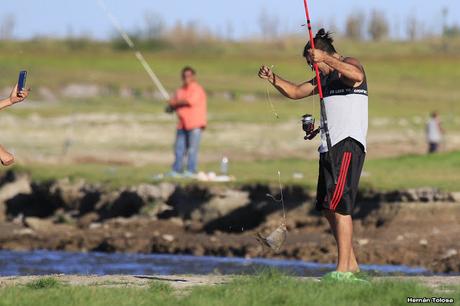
[1,0,459,40]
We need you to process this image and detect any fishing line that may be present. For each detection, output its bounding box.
[258,20,321,251]
[96,0,170,100]
[265,170,286,222]
[257,170,288,253]
[265,65,280,119]
[259,64,289,252]
[265,86,279,119]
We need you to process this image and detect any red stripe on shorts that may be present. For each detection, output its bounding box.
[329,152,352,211]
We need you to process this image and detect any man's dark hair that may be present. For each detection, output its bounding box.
[303,28,337,57]
[182,66,196,76]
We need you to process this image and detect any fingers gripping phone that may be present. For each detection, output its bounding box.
[17,70,27,95]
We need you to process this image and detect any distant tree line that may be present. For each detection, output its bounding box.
[344,8,459,41]
[254,7,459,42]
[0,8,459,47]
[120,7,460,47]
[109,11,220,51]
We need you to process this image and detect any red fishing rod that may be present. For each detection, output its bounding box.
[302,0,338,184]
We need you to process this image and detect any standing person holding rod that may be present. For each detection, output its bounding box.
[258,29,368,282]
[166,67,207,178]
[0,83,30,166]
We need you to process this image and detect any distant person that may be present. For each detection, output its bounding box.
[259,29,368,282]
[426,112,444,154]
[0,84,30,166]
[166,67,207,177]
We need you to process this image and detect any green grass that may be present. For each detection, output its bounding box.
[148,281,174,294]
[9,150,460,191]
[1,38,460,121]
[25,277,61,290]
[1,273,458,306]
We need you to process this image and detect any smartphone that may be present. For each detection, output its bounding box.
[17,70,28,93]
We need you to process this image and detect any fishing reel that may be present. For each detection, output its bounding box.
[301,114,320,140]
[165,105,175,114]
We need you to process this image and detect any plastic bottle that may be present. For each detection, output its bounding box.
[220,156,229,175]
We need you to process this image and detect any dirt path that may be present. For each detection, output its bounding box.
[1,275,459,291]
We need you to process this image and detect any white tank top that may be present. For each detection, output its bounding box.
[426,118,442,143]
[319,69,368,153]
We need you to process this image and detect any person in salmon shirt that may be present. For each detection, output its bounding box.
[166,66,207,177]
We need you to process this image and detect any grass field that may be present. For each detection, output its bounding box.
[1,273,459,306]
[1,39,459,119]
[0,38,459,189]
[11,150,460,191]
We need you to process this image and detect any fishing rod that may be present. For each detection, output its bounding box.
[96,0,170,101]
[302,0,337,184]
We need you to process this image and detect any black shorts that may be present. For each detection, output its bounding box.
[315,137,365,215]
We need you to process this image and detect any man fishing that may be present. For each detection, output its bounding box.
[258,29,368,281]
[166,66,207,177]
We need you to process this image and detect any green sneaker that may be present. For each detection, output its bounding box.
[322,271,352,282]
[322,271,370,284]
[348,273,371,284]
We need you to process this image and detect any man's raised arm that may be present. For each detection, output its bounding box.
[0,84,30,111]
[258,65,316,100]
[308,49,365,86]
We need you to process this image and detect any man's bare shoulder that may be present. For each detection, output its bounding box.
[343,57,364,71]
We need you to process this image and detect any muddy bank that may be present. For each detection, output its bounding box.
[0,171,459,273]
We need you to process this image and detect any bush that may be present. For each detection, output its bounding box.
[26,277,60,290]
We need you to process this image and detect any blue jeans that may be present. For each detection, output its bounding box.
[172,128,202,173]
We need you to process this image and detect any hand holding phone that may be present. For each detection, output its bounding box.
[9,70,30,104]
[18,70,27,94]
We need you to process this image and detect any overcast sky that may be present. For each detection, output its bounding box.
[1,0,459,39]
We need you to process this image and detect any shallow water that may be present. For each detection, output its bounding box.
[0,250,429,276]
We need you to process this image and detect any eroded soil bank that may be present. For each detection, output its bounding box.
[0,171,459,273]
